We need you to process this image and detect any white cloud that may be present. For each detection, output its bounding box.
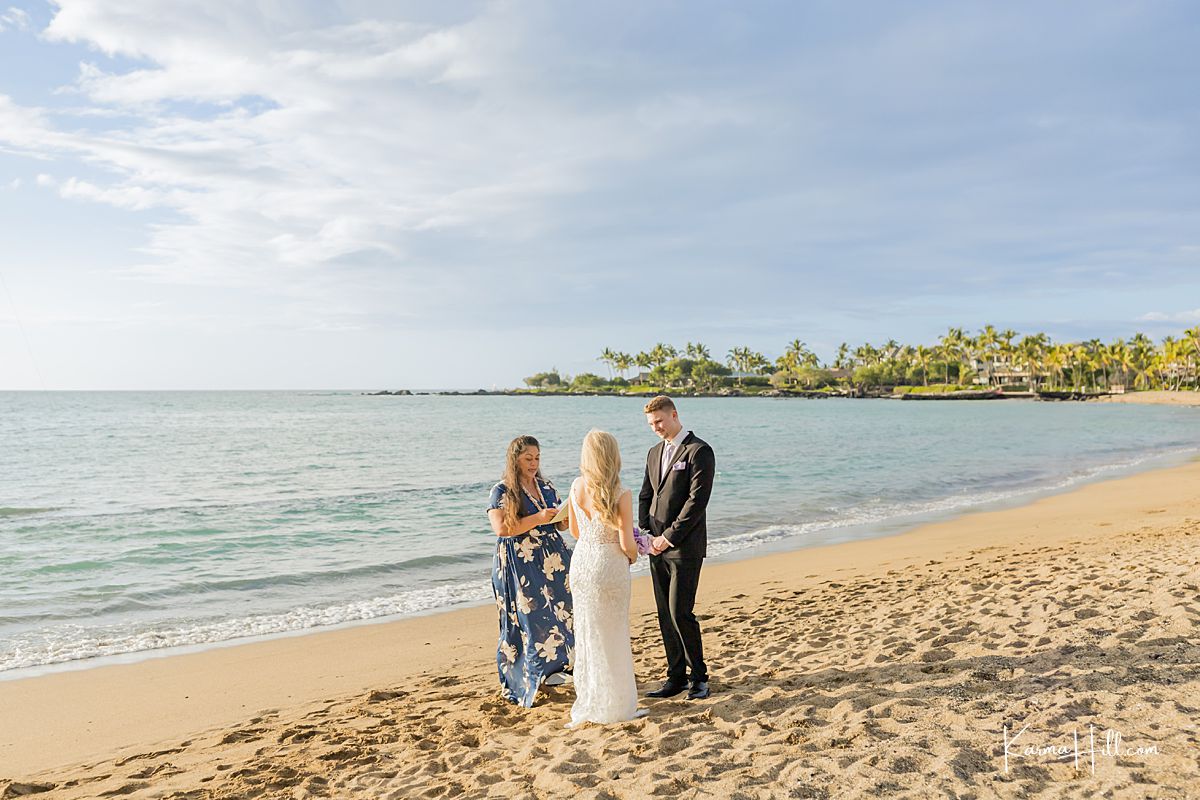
[57,176,169,210]
[6,2,655,301]
[0,95,51,142]
[1140,309,1200,323]
[0,6,30,31]
[6,177,19,189]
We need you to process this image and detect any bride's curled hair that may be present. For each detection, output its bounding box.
[580,429,622,530]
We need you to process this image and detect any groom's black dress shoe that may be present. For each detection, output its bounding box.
[687,681,710,700]
[646,679,688,698]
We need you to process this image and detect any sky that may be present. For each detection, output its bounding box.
[1,1,1198,390]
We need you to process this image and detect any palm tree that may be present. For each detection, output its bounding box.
[912,345,934,386]
[1086,339,1110,390]
[1161,336,1185,390]
[748,351,771,376]
[853,343,880,367]
[775,339,816,381]
[977,325,998,353]
[726,346,752,385]
[963,331,985,386]
[1066,343,1089,391]
[1016,333,1048,390]
[938,328,967,385]
[597,348,617,380]
[685,341,711,361]
[649,343,677,369]
[1150,347,1167,389]
[1044,344,1068,389]
[1129,333,1156,389]
[833,342,851,370]
[634,351,653,382]
[1000,328,1018,354]
[789,338,818,366]
[1108,339,1132,390]
[1184,327,1200,389]
[613,352,633,380]
[774,349,799,377]
[976,325,999,386]
[992,329,1018,386]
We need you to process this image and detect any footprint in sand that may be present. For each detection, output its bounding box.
[219,728,266,745]
[98,781,149,796]
[127,762,184,780]
[0,782,57,796]
[111,747,186,767]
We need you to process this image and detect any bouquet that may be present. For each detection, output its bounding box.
[632,526,653,556]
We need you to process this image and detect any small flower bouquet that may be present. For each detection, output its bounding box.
[633,526,653,556]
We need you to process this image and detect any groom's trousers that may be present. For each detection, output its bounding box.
[650,556,707,683]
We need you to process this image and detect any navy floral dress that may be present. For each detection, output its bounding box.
[488,477,574,707]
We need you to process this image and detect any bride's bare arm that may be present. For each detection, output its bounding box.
[567,479,580,540]
[618,489,636,564]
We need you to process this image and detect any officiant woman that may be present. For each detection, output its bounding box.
[486,435,575,706]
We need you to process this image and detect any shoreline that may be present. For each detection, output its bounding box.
[5,444,1196,685]
[367,389,1200,404]
[3,458,1200,796]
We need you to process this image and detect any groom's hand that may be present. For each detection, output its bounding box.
[650,535,672,554]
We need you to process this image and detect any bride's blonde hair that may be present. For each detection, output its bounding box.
[580,429,622,530]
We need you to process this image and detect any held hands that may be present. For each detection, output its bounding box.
[649,535,672,555]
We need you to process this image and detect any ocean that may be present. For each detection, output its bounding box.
[2,391,1197,677]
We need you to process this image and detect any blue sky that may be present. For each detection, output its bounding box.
[1,1,1197,389]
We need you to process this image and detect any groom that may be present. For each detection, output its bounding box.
[639,395,715,700]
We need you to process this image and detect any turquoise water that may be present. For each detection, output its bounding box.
[2,392,1198,675]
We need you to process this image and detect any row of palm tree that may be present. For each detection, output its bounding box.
[597,342,715,380]
[598,340,813,381]
[592,327,1200,392]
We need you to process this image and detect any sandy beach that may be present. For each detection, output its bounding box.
[3,462,1199,799]
[1092,390,1200,407]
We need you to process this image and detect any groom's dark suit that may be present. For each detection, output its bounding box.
[639,431,715,685]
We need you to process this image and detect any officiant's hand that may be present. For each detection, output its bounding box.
[535,507,559,526]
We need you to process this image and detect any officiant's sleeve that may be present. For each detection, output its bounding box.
[638,459,653,532]
[661,444,715,547]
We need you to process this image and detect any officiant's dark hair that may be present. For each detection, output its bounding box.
[501,435,544,532]
[643,395,676,414]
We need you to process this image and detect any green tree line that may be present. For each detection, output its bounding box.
[523,326,1200,393]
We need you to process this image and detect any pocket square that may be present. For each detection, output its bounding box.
[672,461,687,471]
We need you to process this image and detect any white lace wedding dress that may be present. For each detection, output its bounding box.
[566,480,645,727]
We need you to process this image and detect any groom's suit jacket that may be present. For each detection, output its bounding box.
[638,432,716,561]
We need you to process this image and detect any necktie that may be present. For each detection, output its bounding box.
[662,441,676,475]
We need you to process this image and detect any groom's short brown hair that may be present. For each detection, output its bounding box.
[643,395,676,414]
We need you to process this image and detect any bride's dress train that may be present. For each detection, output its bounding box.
[566,481,646,727]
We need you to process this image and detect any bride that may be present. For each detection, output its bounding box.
[566,429,647,727]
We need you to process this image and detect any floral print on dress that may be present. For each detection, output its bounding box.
[488,477,574,707]
[542,551,566,582]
